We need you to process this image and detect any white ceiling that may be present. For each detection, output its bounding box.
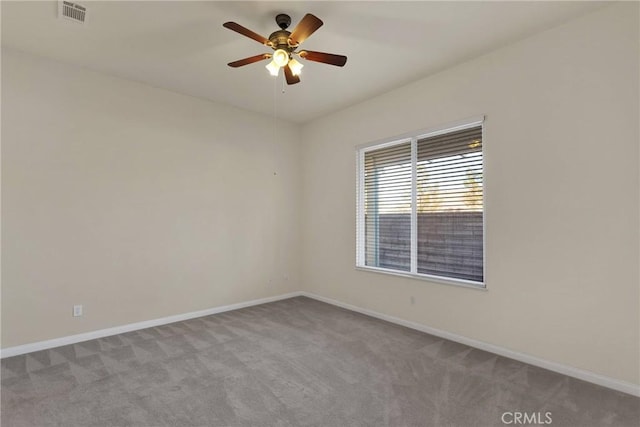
[2,1,605,123]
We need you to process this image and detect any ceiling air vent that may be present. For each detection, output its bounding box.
[58,1,87,24]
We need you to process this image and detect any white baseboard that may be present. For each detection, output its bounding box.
[2,289,638,397]
[299,291,640,398]
[0,291,303,359]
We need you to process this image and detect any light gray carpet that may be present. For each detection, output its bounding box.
[2,296,639,426]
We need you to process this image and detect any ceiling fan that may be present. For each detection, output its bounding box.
[223,13,347,85]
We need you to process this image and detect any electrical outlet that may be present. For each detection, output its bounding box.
[410,296,415,305]
[73,305,83,317]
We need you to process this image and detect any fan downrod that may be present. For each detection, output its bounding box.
[275,14,291,30]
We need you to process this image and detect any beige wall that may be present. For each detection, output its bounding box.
[1,49,301,348]
[300,3,639,386]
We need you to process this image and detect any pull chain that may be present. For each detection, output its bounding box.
[273,70,278,138]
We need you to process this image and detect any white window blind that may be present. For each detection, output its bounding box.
[363,141,412,271]
[357,119,484,287]
[416,126,483,282]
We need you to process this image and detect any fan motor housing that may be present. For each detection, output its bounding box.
[268,29,294,51]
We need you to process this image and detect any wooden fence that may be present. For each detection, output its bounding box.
[366,212,483,282]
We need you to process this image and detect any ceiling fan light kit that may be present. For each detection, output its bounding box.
[223,13,347,85]
[265,59,280,76]
[288,58,304,76]
[272,49,289,67]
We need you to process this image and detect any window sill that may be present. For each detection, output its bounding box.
[355,265,487,291]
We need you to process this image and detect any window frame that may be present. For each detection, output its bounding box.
[356,116,486,290]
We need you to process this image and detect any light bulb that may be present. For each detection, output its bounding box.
[265,60,280,77]
[272,49,289,67]
[288,58,304,76]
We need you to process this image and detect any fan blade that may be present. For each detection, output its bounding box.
[228,54,271,68]
[299,50,347,67]
[284,64,301,85]
[288,14,323,46]
[223,22,272,46]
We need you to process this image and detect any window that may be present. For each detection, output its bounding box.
[356,118,484,287]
